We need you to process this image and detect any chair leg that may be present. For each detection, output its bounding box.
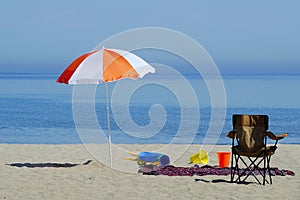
[236,155,242,182]
[230,152,234,182]
[231,154,240,183]
[267,155,273,184]
[263,153,266,185]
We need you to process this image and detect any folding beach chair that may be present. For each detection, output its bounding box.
[226,114,288,185]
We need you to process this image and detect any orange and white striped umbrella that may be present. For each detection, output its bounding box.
[56,47,155,167]
[57,48,155,84]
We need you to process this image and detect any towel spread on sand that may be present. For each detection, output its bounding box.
[139,165,295,176]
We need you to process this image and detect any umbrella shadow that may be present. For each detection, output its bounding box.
[6,160,92,168]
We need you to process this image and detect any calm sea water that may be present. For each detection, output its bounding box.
[0,74,299,144]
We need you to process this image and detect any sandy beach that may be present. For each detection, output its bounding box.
[0,144,299,200]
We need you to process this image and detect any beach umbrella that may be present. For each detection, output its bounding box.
[57,47,155,167]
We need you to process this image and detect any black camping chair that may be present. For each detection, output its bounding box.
[226,114,288,185]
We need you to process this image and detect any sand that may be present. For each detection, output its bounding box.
[0,144,299,200]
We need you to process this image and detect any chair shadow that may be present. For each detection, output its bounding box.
[195,178,253,185]
[6,160,92,168]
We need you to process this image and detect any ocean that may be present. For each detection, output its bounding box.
[0,74,299,144]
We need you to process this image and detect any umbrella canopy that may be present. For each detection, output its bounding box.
[57,47,155,167]
[57,48,155,84]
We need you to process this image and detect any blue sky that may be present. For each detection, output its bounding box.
[0,0,299,74]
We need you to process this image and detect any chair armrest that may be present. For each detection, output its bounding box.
[266,131,288,140]
[226,131,236,139]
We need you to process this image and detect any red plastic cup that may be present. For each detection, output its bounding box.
[217,152,231,168]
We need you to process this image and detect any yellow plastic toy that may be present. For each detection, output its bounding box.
[189,149,209,164]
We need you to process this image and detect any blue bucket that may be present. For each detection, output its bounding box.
[138,152,170,166]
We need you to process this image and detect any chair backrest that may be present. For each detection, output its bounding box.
[233,114,268,153]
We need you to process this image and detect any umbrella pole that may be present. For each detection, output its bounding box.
[105,82,112,167]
